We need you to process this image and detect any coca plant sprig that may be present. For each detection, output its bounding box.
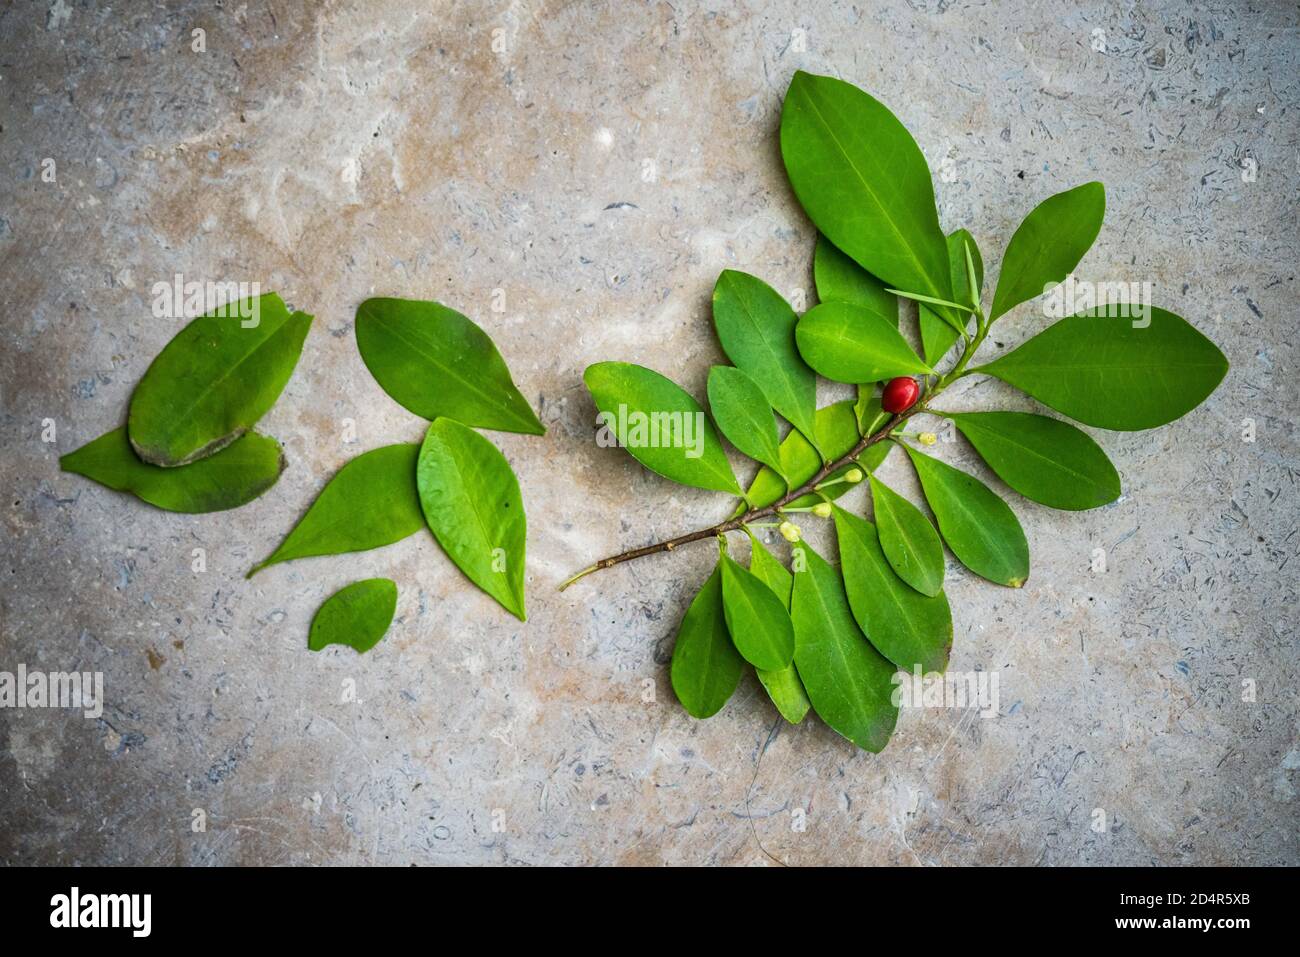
[564,71,1228,752]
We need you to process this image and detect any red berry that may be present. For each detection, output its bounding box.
[881,376,919,414]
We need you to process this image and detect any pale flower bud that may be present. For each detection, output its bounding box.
[919,432,938,446]
[811,502,832,518]
[778,520,802,543]
[845,468,864,483]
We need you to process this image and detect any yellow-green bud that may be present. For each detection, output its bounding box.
[845,468,864,483]
[919,431,938,446]
[778,520,802,543]
[811,502,833,518]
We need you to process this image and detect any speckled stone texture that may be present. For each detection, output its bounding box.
[1,0,1296,866]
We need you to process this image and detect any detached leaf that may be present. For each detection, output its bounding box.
[790,541,899,753]
[834,508,952,673]
[249,444,424,576]
[813,234,898,323]
[796,301,933,384]
[355,297,544,435]
[977,308,1229,430]
[745,534,809,725]
[128,293,311,466]
[947,411,1120,510]
[869,473,945,597]
[670,564,744,719]
[585,362,740,494]
[780,71,951,311]
[920,230,985,365]
[720,552,795,670]
[417,418,528,620]
[904,446,1029,587]
[706,365,784,477]
[712,270,817,444]
[61,427,284,514]
[989,182,1105,322]
[309,579,398,654]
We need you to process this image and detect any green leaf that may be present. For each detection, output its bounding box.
[977,307,1229,431]
[886,289,975,314]
[745,533,810,725]
[720,552,796,670]
[127,293,311,466]
[947,411,1120,510]
[249,443,424,577]
[869,473,945,596]
[747,533,794,607]
[796,301,933,384]
[833,507,952,673]
[989,182,1105,322]
[755,664,811,725]
[854,388,890,436]
[780,71,951,312]
[309,579,398,654]
[417,418,528,620]
[904,446,1029,587]
[746,400,877,510]
[585,362,740,495]
[706,366,784,477]
[711,270,817,444]
[921,230,985,365]
[813,234,898,323]
[790,541,899,753]
[61,427,285,514]
[670,564,744,719]
[355,297,544,435]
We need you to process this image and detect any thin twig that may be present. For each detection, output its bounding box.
[559,409,914,589]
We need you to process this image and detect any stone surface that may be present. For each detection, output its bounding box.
[1,0,1296,865]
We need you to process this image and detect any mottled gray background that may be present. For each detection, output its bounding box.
[1,0,1296,866]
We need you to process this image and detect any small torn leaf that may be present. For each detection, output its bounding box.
[309,578,398,654]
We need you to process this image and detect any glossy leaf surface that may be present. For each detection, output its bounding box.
[989,182,1105,322]
[780,71,951,310]
[720,552,796,670]
[834,508,952,673]
[249,443,424,576]
[585,362,739,494]
[128,293,311,466]
[670,564,744,719]
[947,411,1120,510]
[920,229,985,365]
[869,473,945,597]
[796,301,933,384]
[712,270,817,443]
[308,578,398,654]
[746,535,810,724]
[904,446,1029,587]
[707,365,784,477]
[790,541,899,752]
[417,418,527,620]
[356,297,544,435]
[978,308,1228,431]
[61,427,284,514]
[813,234,898,324]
